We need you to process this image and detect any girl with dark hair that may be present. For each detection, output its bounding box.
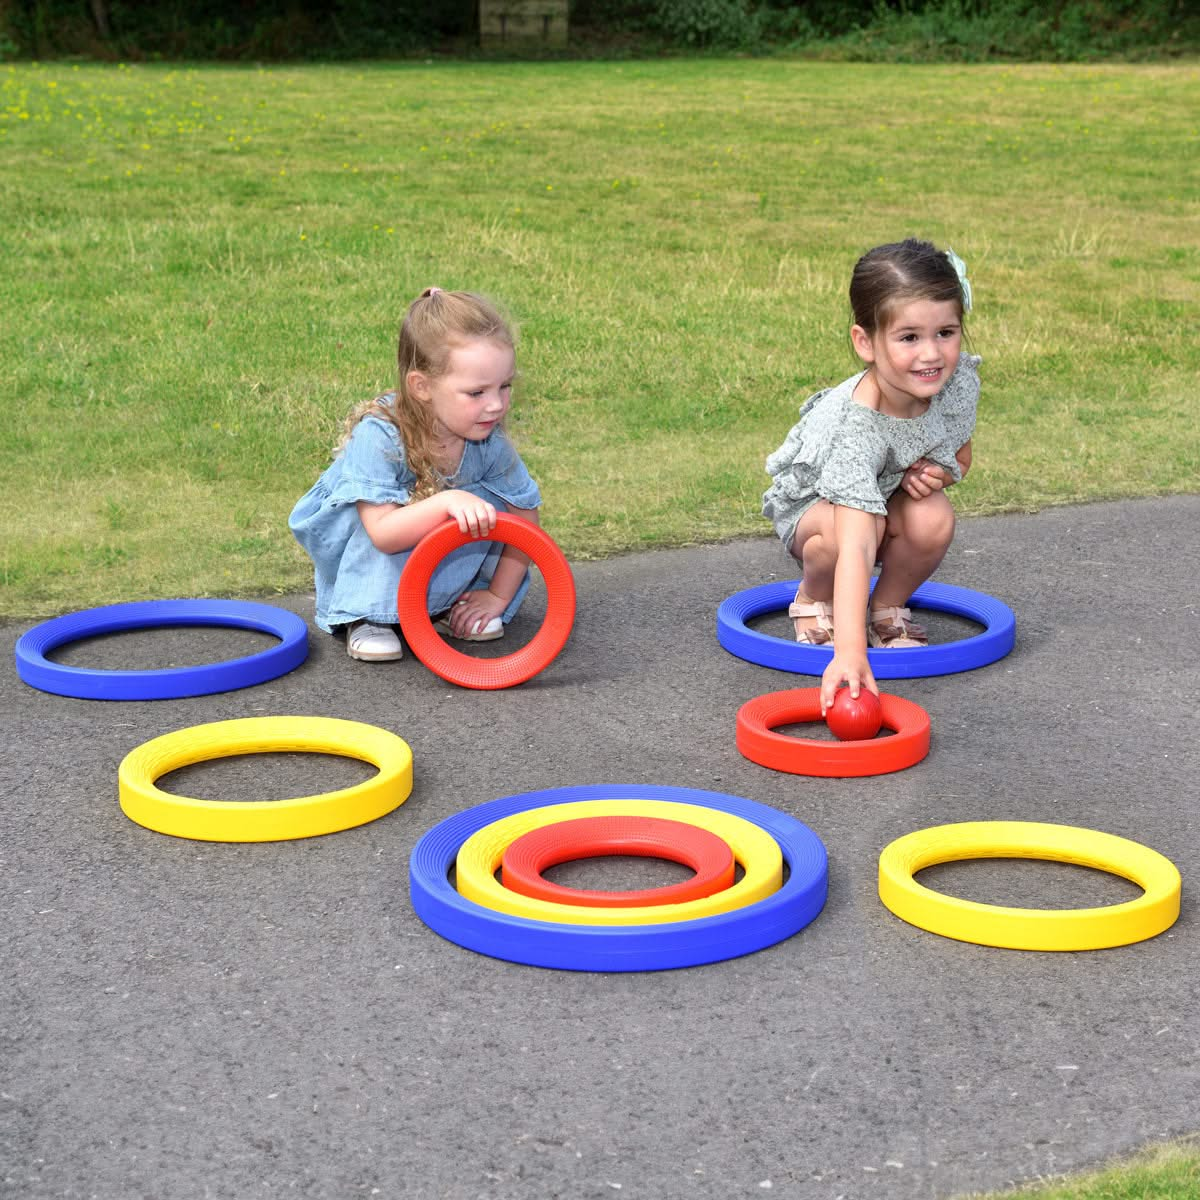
[762,239,979,713]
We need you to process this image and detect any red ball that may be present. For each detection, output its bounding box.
[826,687,883,741]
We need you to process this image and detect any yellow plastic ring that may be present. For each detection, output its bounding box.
[118,717,413,842]
[878,821,1181,951]
[455,799,783,925]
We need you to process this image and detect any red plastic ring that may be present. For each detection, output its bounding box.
[397,514,576,690]
[500,815,736,907]
[735,688,930,777]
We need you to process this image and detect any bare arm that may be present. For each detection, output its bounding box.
[900,438,973,499]
[955,438,972,478]
[820,504,880,714]
[442,506,541,637]
[357,489,500,554]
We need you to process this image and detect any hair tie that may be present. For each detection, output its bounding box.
[422,286,443,300]
[944,249,972,313]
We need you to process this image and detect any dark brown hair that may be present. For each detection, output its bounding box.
[849,238,966,336]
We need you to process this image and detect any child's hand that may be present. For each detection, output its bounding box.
[820,652,878,716]
[445,589,506,637]
[900,458,953,500]
[443,491,497,538]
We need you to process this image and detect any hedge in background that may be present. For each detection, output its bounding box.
[2,0,1197,59]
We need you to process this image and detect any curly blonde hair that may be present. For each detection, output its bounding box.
[341,288,516,501]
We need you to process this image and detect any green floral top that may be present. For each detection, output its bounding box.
[762,353,980,546]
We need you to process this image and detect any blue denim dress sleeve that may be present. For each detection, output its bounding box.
[289,415,543,633]
[464,428,542,510]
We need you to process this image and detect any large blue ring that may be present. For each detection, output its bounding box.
[15,599,309,700]
[409,784,828,973]
[716,579,1015,678]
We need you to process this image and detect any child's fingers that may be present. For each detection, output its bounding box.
[459,505,490,537]
[821,660,877,713]
[843,668,871,700]
[459,503,496,538]
[451,595,481,635]
[452,593,501,636]
[819,667,845,714]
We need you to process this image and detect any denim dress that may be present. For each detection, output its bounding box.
[289,409,542,633]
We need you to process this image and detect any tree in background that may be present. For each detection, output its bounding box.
[1,0,1195,59]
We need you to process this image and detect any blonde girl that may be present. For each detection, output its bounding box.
[290,289,541,662]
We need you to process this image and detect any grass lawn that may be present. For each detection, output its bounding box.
[960,1135,1200,1199]
[2,58,1199,1200]
[1,57,1197,620]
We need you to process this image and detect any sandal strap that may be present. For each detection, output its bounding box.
[790,595,835,645]
[869,605,927,642]
[788,599,833,620]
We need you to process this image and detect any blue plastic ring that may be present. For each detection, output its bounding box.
[716,579,1015,678]
[409,784,828,973]
[15,599,309,700]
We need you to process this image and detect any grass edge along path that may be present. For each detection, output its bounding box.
[2,58,1197,618]
[963,1134,1200,1199]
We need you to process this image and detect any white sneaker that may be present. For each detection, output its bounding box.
[346,620,404,662]
[433,613,504,642]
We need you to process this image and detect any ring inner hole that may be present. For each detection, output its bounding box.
[159,752,377,802]
[433,572,547,657]
[916,858,1144,909]
[750,605,984,643]
[510,855,747,892]
[774,720,893,742]
[542,854,698,892]
[51,625,279,669]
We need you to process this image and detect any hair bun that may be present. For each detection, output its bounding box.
[421,286,444,299]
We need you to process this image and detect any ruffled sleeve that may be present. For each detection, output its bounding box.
[288,416,415,583]
[766,384,890,517]
[765,389,830,479]
[813,426,890,515]
[324,416,415,508]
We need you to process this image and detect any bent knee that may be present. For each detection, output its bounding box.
[789,500,836,564]
[914,495,956,549]
[889,492,955,550]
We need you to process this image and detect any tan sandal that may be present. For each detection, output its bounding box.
[788,589,834,645]
[868,605,928,648]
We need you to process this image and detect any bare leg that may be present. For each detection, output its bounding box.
[873,489,956,613]
[788,500,837,605]
[789,501,886,639]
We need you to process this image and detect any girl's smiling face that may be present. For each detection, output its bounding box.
[851,298,963,415]
[410,337,515,443]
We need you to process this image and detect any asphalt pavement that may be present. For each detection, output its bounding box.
[3,495,1198,1200]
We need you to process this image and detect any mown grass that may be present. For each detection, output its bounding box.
[961,1136,1200,1199]
[2,59,1197,617]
